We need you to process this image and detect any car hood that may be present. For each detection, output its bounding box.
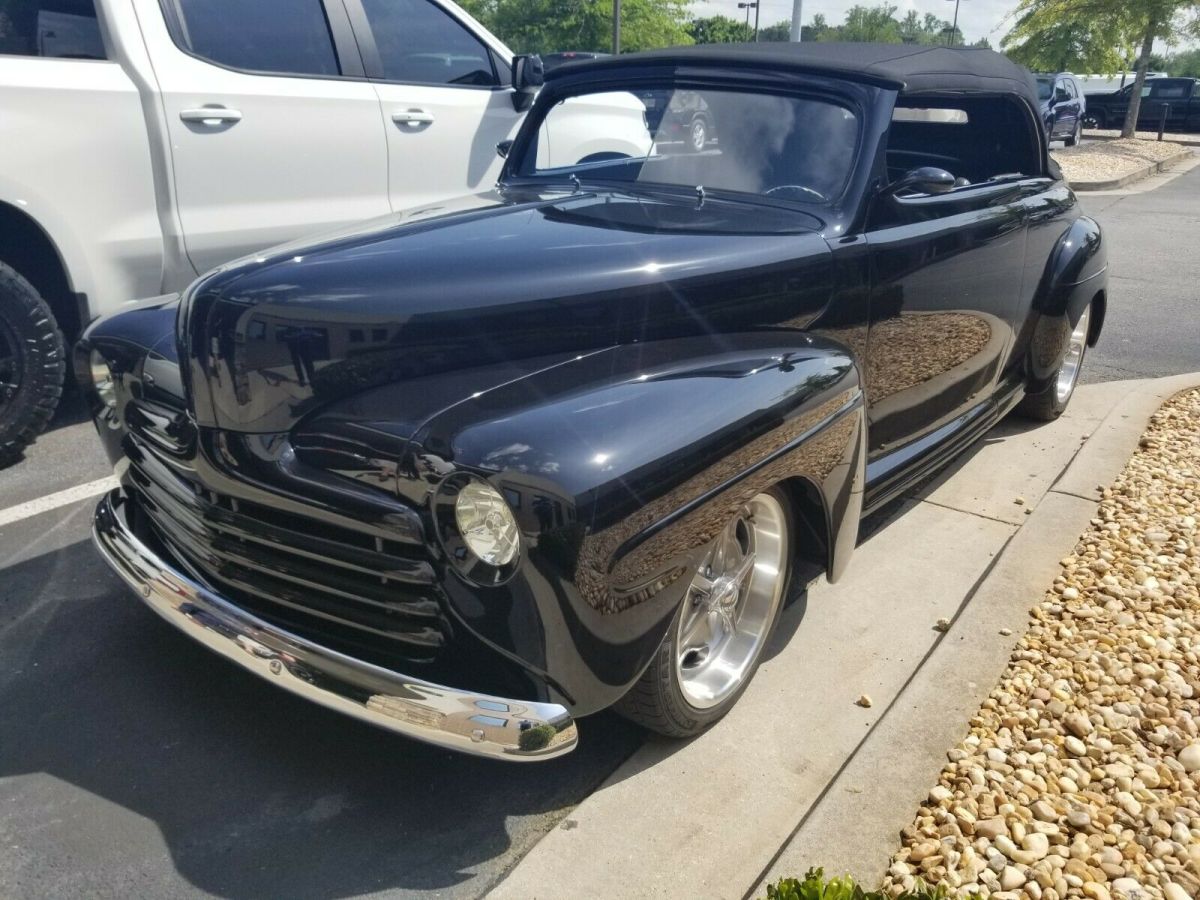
[179,187,835,436]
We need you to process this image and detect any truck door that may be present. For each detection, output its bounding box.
[343,0,522,213]
[134,0,390,275]
[1144,79,1194,131]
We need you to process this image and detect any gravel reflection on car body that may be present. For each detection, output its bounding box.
[80,43,1108,759]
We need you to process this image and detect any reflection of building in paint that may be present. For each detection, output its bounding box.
[494,471,578,543]
[365,692,544,747]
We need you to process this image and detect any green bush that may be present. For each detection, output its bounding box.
[518,724,557,752]
[765,869,965,900]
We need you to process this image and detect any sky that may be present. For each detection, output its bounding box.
[695,0,1019,46]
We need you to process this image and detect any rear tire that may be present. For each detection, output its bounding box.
[616,487,793,737]
[688,117,708,153]
[1018,303,1091,422]
[1066,119,1082,147]
[0,262,65,468]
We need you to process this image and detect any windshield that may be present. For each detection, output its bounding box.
[514,86,860,205]
[1036,76,1054,101]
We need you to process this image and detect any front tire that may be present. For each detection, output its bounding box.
[616,488,793,737]
[0,262,65,468]
[688,117,708,153]
[1066,119,1082,147]
[1018,303,1091,422]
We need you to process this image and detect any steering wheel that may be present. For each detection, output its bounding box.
[764,184,827,202]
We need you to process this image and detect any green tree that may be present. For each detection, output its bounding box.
[689,15,752,44]
[838,4,903,43]
[757,21,793,42]
[1163,47,1200,76]
[466,0,692,53]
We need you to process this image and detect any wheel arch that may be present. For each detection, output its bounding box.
[0,200,83,341]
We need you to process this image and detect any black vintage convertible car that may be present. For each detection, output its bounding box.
[80,44,1106,760]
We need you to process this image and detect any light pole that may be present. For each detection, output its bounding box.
[945,0,965,46]
[790,0,803,41]
[738,1,759,38]
[612,0,621,54]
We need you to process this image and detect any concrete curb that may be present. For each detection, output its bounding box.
[487,374,1200,900]
[1069,146,1195,191]
[1083,131,1200,148]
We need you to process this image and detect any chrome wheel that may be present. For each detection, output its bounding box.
[689,119,707,152]
[675,492,788,710]
[1055,305,1091,405]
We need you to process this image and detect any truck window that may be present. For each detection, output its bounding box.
[1150,81,1190,100]
[0,0,105,59]
[358,0,498,86]
[163,0,340,77]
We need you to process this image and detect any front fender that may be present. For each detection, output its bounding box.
[408,333,865,714]
[1027,215,1107,387]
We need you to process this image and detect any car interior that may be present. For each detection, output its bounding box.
[885,96,1040,188]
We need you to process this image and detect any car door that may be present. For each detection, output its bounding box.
[863,184,1029,457]
[1051,78,1078,138]
[1144,79,1192,130]
[344,0,522,213]
[136,0,391,275]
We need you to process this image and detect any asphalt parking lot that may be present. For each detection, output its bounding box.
[2,155,1199,899]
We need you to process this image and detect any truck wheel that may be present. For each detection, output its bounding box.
[1082,111,1104,130]
[0,262,65,467]
[1018,303,1091,422]
[688,117,708,153]
[1066,119,1083,147]
[616,487,792,737]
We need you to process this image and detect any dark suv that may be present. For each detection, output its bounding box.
[1036,73,1085,146]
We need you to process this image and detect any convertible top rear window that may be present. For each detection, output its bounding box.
[519,87,859,205]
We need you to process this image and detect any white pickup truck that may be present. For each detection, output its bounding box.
[0,0,651,465]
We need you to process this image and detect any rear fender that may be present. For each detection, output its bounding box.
[408,333,865,714]
[1027,215,1107,387]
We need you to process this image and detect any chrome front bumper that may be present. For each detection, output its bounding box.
[93,489,578,761]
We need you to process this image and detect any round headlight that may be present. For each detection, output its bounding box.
[454,481,520,567]
[89,349,117,409]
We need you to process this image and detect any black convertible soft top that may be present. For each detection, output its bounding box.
[548,42,1039,108]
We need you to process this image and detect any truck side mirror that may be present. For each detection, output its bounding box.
[511,55,544,112]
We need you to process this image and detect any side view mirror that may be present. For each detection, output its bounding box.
[496,139,514,159]
[882,166,957,199]
[511,54,544,112]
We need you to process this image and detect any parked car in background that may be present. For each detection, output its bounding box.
[542,51,610,71]
[1036,73,1086,145]
[638,88,715,152]
[83,44,1106,760]
[0,0,644,466]
[1083,77,1200,131]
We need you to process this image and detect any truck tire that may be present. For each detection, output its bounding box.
[0,262,65,467]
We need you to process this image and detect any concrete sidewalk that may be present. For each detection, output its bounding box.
[488,372,1200,900]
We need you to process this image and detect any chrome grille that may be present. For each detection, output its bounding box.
[124,431,450,663]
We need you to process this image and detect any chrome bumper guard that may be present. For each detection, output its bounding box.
[93,489,578,761]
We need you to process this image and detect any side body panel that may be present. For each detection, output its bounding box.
[862,181,1032,456]
[0,52,161,315]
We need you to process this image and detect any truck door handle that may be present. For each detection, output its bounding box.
[180,107,243,126]
[392,109,435,127]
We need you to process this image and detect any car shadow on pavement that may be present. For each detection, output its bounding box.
[0,537,643,898]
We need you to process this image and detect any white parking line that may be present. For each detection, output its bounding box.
[0,475,119,529]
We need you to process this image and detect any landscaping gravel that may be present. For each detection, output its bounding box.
[1051,139,1188,186]
[882,388,1200,900]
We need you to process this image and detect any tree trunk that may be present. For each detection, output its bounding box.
[1122,19,1158,138]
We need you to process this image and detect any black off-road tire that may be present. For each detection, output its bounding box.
[615,487,794,738]
[0,262,65,467]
